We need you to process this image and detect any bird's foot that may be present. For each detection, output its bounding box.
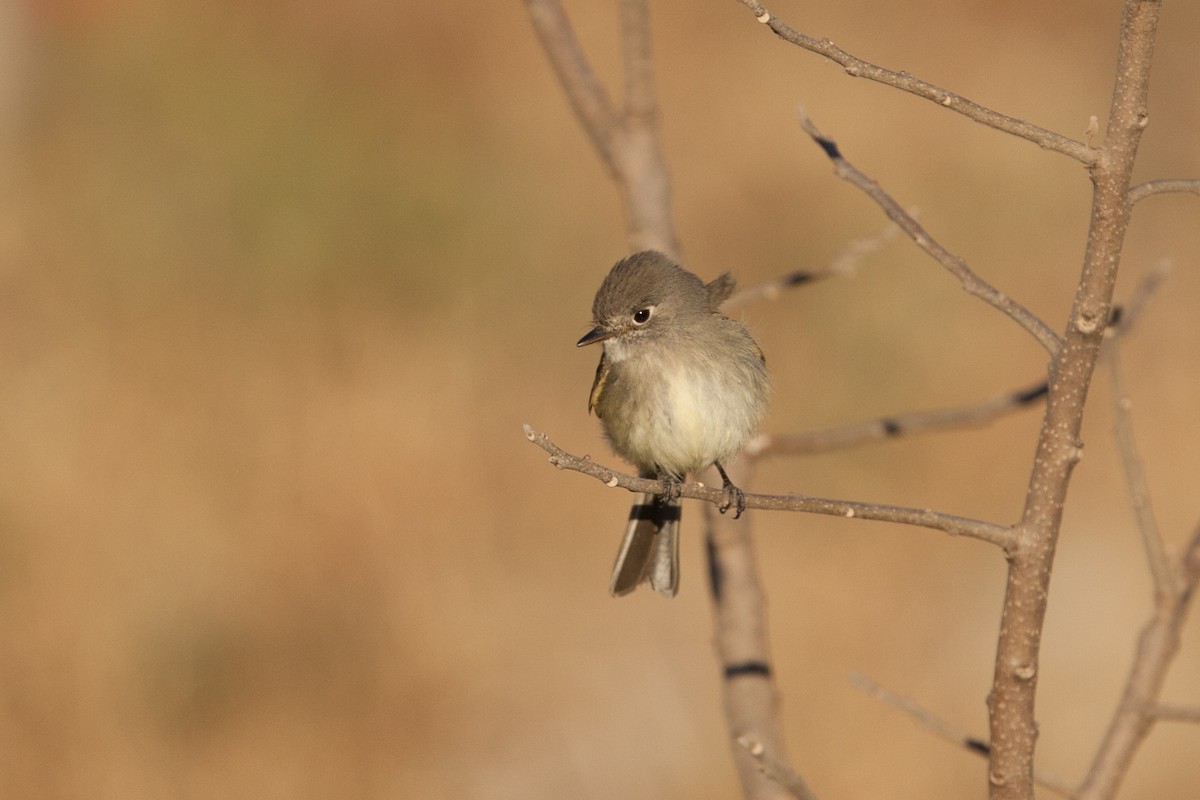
[655,472,683,504]
[714,461,747,518]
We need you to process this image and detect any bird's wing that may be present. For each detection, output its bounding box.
[588,351,609,416]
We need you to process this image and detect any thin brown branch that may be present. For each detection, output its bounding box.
[528,5,783,795]
[990,3,1163,798]
[1127,178,1200,205]
[849,674,1077,798]
[1107,261,1169,335]
[732,1,1095,164]
[619,0,654,119]
[1105,276,1174,593]
[523,425,1016,548]
[525,0,678,255]
[613,0,679,255]
[723,222,900,310]
[1077,610,1190,800]
[1152,704,1200,723]
[797,110,1063,355]
[1185,522,1200,585]
[524,0,619,171]
[1109,353,1166,587]
[715,224,897,311]
[706,465,799,800]
[748,378,1047,458]
[735,733,819,800]
[1076,532,1199,799]
[851,672,988,753]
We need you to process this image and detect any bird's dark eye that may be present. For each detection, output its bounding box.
[632,308,652,325]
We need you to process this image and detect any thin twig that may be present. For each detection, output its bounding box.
[1127,178,1200,205]
[748,378,1047,458]
[526,8,791,795]
[706,482,796,800]
[524,0,619,171]
[732,1,1095,164]
[620,0,654,119]
[849,674,1077,798]
[524,0,678,255]
[1152,704,1200,723]
[613,0,679,255]
[723,268,838,310]
[524,425,1016,549]
[850,673,985,752]
[1107,350,1165,586]
[1070,208,1193,800]
[797,110,1063,356]
[1105,273,1174,593]
[735,734,819,800]
[723,222,901,310]
[1106,261,1169,335]
[1076,524,1200,800]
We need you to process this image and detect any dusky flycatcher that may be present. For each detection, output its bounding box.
[577,251,770,597]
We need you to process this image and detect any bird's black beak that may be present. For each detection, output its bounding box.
[576,326,614,347]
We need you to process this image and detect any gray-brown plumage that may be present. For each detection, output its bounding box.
[577,251,769,597]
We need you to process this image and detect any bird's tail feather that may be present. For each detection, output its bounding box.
[609,494,681,597]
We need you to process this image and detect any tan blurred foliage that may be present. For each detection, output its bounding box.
[0,0,1196,797]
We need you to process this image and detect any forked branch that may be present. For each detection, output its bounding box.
[525,5,787,795]
[1075,277,1199,800]
[732,1,1096,164]
[797,110,1062,355]
[988,3,1164,797]
[524,0,679,255]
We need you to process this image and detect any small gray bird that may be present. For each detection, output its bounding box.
[577,251,770,597]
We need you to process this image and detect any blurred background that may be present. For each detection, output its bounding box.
[0,0,1197,797]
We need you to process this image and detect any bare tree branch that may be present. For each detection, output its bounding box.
[722,222,900,311]
[1068,278,1198,799]
[524,0,679,255]
[524,425,1016,548]
[613,0,678,255]
[748,378,1047,458]
[529,4,1190,799]
[849,674,1077,798]
[1105,275,1173,592]
[731,1,1096,164]
[722,268,840,310]
[1127,178,1200,205]
[619,0,654,120]
[1076,520,1200,800]
[526,6,787,795]
[1107,261,1169,334]
[988,3,1163,797]
[524,0,619,170]
[1152,704,1200,723]
[735,733,819,800]
[1075,565,1199,799]
[707,477,798,800]
[850,672,990,754]
[797,110,1063,355]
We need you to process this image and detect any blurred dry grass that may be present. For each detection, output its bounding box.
[0,0,1196,797]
